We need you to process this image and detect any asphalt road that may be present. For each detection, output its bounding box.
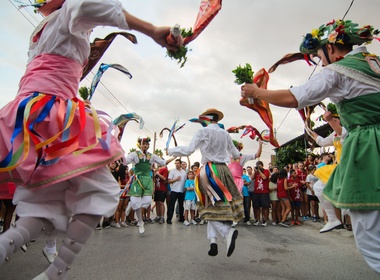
[0,218,378,280]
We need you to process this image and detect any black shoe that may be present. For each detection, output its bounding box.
[208,243,218,256]
[166,221,172,224]
[226,229,238,257]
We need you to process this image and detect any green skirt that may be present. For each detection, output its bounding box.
[323,94,380,210]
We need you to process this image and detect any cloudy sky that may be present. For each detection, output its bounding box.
[1,0,379,169]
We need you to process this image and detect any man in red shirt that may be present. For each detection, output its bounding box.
[287,169,302,225]
[253,161,271,227]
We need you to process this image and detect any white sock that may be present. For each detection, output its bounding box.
[45,239,57,254]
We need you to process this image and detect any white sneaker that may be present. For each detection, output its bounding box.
[231,221,238,228]
[272,222,277,226]
[253,220,260,226]
[261,221,267,227]
[20,244,27,252]
[320,220,342,233]
[191,219,198,225]
[120,222,128,227]
[110,221,116,227]
[138,222,145,234]
[199,220,205,225]
[244,221,252,226]
[115,222,121,228]
[183,220,190,226]
[42,247,57,264]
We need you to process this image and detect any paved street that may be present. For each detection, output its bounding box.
[1,217,378,280]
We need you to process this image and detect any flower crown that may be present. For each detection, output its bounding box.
[300,19,379,54]
[136,137,151,149]
[233,140,244,150]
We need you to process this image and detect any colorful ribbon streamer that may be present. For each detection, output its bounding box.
[166,119,179,150]
[183,0,222,45]
[189,117,224,129]
[89,63,132,100]
[239,68,280,147]
[240,125,264,141]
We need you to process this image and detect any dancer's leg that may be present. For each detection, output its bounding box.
[314,180,342,233]
[350,210,380,274]
[0,217,54,263]
[37,214,101,280]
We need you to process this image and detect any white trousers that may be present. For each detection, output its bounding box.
[313,179,325,198]
[314,180,340,222]
[129,195,152,210]
[350,210,380,274]
[207,221,230,240]
[13,166,119,232]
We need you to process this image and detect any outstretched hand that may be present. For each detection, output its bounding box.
[153,26,184,52]
[323,111,333,122]
[241,83,259,99]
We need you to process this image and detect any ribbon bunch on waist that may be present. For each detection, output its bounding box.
[195,162,232,207]
[0,92,114,172]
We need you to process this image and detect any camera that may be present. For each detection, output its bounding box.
[255,166,259,170]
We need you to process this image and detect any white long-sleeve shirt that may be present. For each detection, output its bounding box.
[124,151,166,167]
[290,47,380,110]
[168,123,240,164]
[28,0,130,64]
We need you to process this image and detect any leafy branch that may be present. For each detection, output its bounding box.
[78,86,90,100]
[167,28,193,68]
[232,63,254,85]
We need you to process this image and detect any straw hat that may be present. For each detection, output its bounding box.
[200,108,224,122]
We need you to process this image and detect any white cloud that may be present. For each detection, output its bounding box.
[1,0,379,169]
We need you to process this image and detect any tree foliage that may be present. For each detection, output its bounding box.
[154,149,163,157]
[275,140,307,169]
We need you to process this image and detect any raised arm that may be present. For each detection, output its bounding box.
[123,11,182,51]
[255,139,263,159]
[241,84,298,108]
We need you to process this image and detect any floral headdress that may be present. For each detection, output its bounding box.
[233,140,244,151]
[300,19,379,54]
[136,137,151,149]
[18,0,66,16]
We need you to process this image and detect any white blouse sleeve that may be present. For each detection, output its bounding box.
[124,152,138,165]
[290,69,342,110]
[63,0,130,35]
[315,132,334,147]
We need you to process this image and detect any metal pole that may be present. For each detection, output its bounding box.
[153,132,157,153]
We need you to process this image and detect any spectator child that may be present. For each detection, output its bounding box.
[277,170,291,227]
[286,170,302,226]
[183,171,197,226]
[242,172,252,226]
[269,172,280,225]
[306,165,320,222]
